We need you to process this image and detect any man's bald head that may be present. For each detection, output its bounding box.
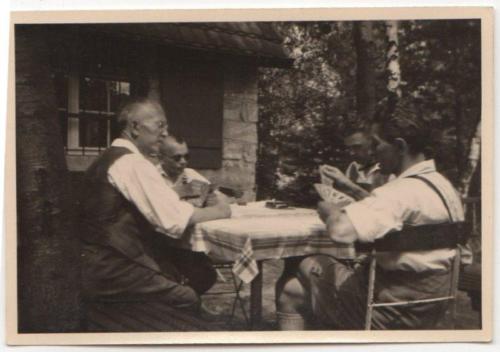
[117,98,165,132]
[159,135,190,180]
[116,97,168,155]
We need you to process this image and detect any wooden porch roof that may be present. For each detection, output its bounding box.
[83,23,293,68]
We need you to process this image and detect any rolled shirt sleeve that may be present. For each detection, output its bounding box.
[343,186,406,243]
[108,153,194,238]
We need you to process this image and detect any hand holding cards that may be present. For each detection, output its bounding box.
[319,164,354,190]
[314,183,355,207]
[173,179,211,207]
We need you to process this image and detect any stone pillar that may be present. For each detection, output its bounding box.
[203,62,259,201]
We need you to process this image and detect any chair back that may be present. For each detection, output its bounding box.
[355,222,465,253]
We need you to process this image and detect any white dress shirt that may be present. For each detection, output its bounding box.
[159,167,210,188]
[107,138,194,239]
[344,160,464,272]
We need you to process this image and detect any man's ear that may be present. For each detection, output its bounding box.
[130,121,140,138]
[394,138,408,154]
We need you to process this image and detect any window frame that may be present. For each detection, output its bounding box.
[60,70,131,156]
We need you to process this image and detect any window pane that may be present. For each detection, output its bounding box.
[79,114,108,148]
[110,81,131,111]
[80,77,107,112]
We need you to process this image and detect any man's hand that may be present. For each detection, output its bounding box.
[320,165,354,190]
[188,191,231,225]
[205,192,218,207]
[317,201,339,223]
[318,201,358,244]
[211,192,232,218]
[320,165,371,201]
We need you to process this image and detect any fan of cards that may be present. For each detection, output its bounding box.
[315,164,355,206]
[173,180,212,207]
[314,183,355,207]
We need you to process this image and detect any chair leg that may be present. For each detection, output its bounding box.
[230,271,249,327]
[365,250,377,330]
[448,249,461,329]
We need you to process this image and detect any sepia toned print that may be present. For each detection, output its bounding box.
[5,7,493,345]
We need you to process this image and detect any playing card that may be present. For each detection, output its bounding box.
[319,165,334,186]
[314,183,355,207]
[173,180,211,207]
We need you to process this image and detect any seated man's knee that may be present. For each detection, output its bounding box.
[276,277,306,312]
[297,255,337,283]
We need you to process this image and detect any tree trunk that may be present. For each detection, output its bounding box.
[385,20,402,111]
[353,21,376,122]
[459,120,481,197]
[16,26,81,332]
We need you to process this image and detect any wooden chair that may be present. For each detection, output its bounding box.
[356,222,465,330]
[458,197,482,315]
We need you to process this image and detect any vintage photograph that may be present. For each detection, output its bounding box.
[6,7,492,345]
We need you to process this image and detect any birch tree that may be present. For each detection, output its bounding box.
[459,120,481,197]
[385,20,402,110]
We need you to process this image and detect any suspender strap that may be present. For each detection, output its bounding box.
[407,175,453,222]
[355,223,463,252]
[355,174,466,252]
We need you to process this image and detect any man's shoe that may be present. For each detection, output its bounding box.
[198,302,224,322]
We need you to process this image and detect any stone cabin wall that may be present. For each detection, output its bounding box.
[200,62,258,202]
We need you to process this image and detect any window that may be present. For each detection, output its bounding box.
[57,73,130,155]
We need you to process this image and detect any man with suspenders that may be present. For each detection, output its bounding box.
[275,101,465,330]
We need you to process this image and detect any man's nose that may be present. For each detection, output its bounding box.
[160,128,168,137]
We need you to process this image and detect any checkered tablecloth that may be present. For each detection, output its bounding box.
[189,203,356,283]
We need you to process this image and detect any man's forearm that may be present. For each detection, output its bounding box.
[326,208,359,243]
[188,204,231,225]
[342,181,371,201]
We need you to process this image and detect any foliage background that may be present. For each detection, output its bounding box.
[256,20,481,206]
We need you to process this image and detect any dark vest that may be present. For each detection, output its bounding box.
[80,146,161,273]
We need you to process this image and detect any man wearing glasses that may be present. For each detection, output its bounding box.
[80,98,230,323]
[159,135,211,190]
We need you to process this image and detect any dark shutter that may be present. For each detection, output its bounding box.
[161,56,223,169]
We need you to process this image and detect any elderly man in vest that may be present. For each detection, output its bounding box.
[80,97,231,316]
[275,101,465,330]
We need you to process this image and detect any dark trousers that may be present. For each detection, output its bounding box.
[153,246,217,295]
[82,243,202,313]
[280,255,452,330]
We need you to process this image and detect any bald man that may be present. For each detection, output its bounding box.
[159,135,212,200]
[144,134,220,295]
[80,97,230,317]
